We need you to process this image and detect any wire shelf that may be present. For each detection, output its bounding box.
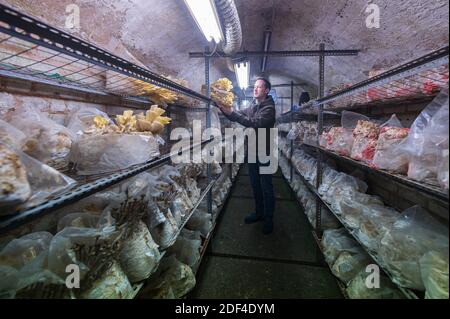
[0,4,210,105]
[276,110,341,124]
[304,46,449,111]
[282,152,420,299]
[304,145,449,202]
[0,139,213,235]
[310,230,349,299]
[0,35,135,96]
[169,175,219,248]
[192,166,239,276]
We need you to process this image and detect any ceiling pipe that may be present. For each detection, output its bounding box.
[214,0,242,72]
[261,28,272,73]
[215,0,242,54]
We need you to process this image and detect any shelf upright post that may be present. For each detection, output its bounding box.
[166,104,172,143]
[205,46,213,218]
[290,80,294,183]
[315,43,325,238]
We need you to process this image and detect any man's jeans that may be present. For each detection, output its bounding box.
[248,162,275,220]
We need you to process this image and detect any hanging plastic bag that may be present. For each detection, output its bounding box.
[437,147,449,189]
[186,209,213,237]
[56,212,106,232]
[45,99,69,126]
[142,255,196,299]
[321,228,360,266]
[346,269,404,299]
[66,106,112,138]
[159,255,196,298]
[0,143,32,211]
[318,168,339,195]
[70,133,160,175]
[372,122,410,174]
[167,232,202,268]
[432,97,449,189]
[331,248,372,284]
[200,161,222,177]
[171,186,194,225]
[185,177,201,204]
[402,88,449,182]
[0,119,26,149]
[0,232,53,271]
[420,251,449,299]
[154,165,181,185]
[379,205,449,290]
[119,221,161,283]
[9,106,75,170]
[342,111,370,129]
[181,228,202,241]
[65,188,127,215]
[355,204,400,252]
[149,208,179,249]
[176,163,203,179]
[18,148,76,210]
[0,92,18,119]
[320,127,354,156]
[337,111,378,158]
[324,173,367,206]
[14,269,69,299]
[79,260,133,299]
[350,119,380,163]
[126,173,152,197]
[185,107,221,133]
[47,226,116,279]
[147,197,167,230]
[0,265,20,298]
[287,124,300,141]
[372,114,409,172]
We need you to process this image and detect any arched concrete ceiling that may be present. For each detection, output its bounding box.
[1,0,448,99]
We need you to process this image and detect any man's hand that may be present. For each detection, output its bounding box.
[215,102,233,115]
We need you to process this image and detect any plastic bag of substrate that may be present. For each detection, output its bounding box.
[119,221,161,283]
[79,261,133,299]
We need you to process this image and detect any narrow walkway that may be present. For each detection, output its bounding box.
[191,164,343,299]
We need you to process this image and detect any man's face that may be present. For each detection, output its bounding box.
[253,79,269,99]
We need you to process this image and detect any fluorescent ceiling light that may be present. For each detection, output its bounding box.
[234,61,250,90]
[184,0,223,43]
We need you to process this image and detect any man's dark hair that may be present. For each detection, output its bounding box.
[299,92,311,105]
[256,77,271,92]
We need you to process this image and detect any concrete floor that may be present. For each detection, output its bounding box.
[190,164,343,299]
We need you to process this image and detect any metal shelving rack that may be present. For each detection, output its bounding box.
[129,175,220,299]
[279,46,449,300]
[309,46,449,233]
[281,151,419,299]
[280,159,349,299]
[304,144,449,202]
[282,45,449,233]
[0,5,218,239]
[269,43,360,237]
[136,162,240,299]
[311,46,449,111]
[0,139,212,235]
[0,4,248,301]
[0,4,211,103]
[192,164,241,277]
[310,230,349,299]
[167,174,219,249]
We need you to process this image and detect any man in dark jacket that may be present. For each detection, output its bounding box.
[217,77,276,234]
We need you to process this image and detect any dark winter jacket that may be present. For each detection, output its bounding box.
[224,95,276,160]
[227,95,276,129]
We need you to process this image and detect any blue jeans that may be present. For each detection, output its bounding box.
[248,162,275,220]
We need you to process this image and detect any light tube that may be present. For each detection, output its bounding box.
[184,0,223,43]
